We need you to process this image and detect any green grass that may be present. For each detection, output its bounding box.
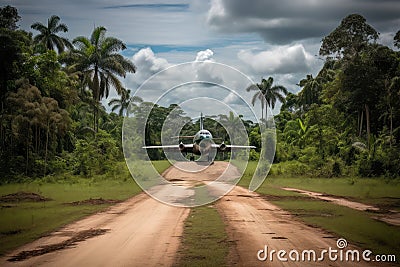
[153,160,172,174]
[0,178,140,256]
[177,206,229,267]
[268,177,400,211]
[274,199,400,255]
[236,161,400,257]
[0,160,179,256]
[239,162,400,208]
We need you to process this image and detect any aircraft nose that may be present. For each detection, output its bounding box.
[199,139,210,148]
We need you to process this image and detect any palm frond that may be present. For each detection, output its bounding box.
[245,84,258,92]
[251,92,259,106]
[91,26,106,46]
[31,22,46,32]
[102,37,126,53]
[53,35,65,53]
[48,15,60,31]
[352,141,367,151]
[54,23,68,33]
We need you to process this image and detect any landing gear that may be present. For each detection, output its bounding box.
[207,155,214,165]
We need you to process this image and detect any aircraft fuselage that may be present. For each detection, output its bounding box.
[192,129,213,155]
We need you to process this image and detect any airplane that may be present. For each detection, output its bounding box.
[143,113,256,161]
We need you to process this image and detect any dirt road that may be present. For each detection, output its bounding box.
[217,186,382,267]
[0,193,189,267]
[1,162,390,266]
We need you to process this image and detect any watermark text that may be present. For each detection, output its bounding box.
[257,238,396,263]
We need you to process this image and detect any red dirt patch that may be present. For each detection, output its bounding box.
[0,192,51,202]
[8,229,109,262]
[66,198,121,206]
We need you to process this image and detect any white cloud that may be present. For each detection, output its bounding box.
[195,49,215,61]
[379,32,396,49]
[132,47,170,74]
[237,44,315,74]
[129,47,222,91]
[122,48,262,119]
[223,92,243,105]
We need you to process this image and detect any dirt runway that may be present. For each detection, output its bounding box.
[217,186,378,266]
[0,193,189,267]
[1,162,389,266]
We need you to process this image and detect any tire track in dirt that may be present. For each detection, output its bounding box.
[0,193,189,267]
[282,187,400,226]
[217,186,390,266]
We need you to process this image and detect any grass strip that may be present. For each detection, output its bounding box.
[177,205,229,267]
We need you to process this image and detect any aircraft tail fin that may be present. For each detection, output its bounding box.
[200,113,204,130]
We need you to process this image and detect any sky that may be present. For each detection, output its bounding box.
[2,0,400,118]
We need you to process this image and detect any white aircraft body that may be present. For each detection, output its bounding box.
[143,114,256,161]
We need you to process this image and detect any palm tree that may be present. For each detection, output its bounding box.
[246,77,288,120]
[283,118,312,149]
[109,88,130,116]
[219,111,242,142]
[31,15,72,53]
[108,89,143,117]
[70,26,136,130]
[297,74,321,109]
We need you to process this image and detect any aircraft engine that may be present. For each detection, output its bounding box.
[179,142,185,151]
[219,143,227,151]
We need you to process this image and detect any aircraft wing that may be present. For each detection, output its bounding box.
[211,143,256,152]
[142,144,194,153]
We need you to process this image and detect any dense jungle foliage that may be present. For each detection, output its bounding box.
[1,6,399,180]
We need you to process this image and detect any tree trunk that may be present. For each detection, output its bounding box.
[35,125,38,153]
[44,121,49,176]
[0,100,3,147]
[365,104,370,147]
[359,110,363,137]
[93,103,97,133]
[389,106,393,148]
[95,107,98,132]
[26,135,29,176]
[93,66,99,132]
[261,104,264,120]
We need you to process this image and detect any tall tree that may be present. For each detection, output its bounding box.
[31,15,72,53]
[0,5,29,99]
[0,6,32,152]
[0,5,20,30]
[394,30,400,49]
[6,84,69,175]
[108,88,131,116]
[338,44,397,146]
[246,77,288,120]
[219,111,242,143]
[319,14,379,58]
[70,26,136,130]
[320,14,381,146]
[297,74,321,109]
[108,89,143,117]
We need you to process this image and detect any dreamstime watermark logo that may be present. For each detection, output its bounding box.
[257,238,397,263]
[122,61,276,207]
